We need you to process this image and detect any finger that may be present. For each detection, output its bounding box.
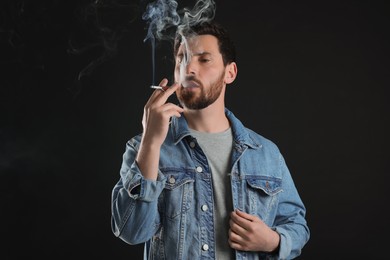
[228,236,246,251]
[228,239,239,250]
[235,209,260,222]
[160,103,184,115]
[230,210,252,231]
[230,242,247,251]
[146,82,180,109]
[152,103,183,120]
[228,228,244,243]
[229,218,249,239]
[154,82,180,106]
[160,107,183,120]
[145,78,170,107]
[160,78,169,86]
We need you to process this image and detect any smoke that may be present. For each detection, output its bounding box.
[67,0,139,96]
[178,0,216,33]
[142,0,216,85]
[64,0,217,90]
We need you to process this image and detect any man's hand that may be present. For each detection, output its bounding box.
[228,209,280,253]
[136,78,183,180]
[141,78,183,147]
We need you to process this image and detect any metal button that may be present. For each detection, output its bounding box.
[196,166,203,173]
[202,244,209,251]
[201,205,208,211]
[169,177,176,184]
[189,141,196,148]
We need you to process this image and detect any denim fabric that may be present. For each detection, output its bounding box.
[111,108,310,260]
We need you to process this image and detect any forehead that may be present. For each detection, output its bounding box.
[178,34,220,54]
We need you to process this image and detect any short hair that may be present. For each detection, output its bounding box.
[174,21,236,66]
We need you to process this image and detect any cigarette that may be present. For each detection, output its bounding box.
[150,85,165,91]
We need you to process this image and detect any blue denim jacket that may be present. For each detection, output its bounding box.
[111,108,309,259]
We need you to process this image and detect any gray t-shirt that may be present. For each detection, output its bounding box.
[190,128,235,259]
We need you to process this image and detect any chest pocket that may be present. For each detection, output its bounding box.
[246,176,282,195]
[159,170,195,219]
[245,176,283,218]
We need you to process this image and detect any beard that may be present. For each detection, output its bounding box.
[177,72,225,110]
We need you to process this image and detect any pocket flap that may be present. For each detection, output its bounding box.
[164,173,194,190]
[246,176,282,195]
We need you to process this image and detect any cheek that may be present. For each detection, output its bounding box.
[206,70,222,83]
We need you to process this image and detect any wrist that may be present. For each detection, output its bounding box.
[136,139,162,181]
[266,229,280,253]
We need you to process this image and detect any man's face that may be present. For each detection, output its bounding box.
[174,34,226,110]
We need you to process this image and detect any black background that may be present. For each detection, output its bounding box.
[1,0,389,259]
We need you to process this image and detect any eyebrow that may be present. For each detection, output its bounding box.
[193,51,212,56]
[177,51,212,57]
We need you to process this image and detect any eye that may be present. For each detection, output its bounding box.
[199,54,212,63]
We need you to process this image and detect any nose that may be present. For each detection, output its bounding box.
[184,56,197,75]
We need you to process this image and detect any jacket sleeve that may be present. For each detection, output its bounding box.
[111,139,166,245]
[272,153,310,259]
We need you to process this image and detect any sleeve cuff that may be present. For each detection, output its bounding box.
[124,162,166,202]
[272,226,292,260]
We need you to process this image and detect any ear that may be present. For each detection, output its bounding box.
[224,62,237,84]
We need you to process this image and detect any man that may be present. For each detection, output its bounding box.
[111,21,310,259]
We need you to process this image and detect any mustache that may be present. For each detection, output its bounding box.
[184,75,202,86]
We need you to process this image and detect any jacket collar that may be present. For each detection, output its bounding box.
[171,108,261,149]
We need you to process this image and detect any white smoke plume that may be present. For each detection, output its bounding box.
[142,0,216,85]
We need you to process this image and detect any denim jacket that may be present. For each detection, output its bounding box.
[111,108,310,259]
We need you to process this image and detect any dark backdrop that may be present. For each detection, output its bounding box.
[1,0,388,259]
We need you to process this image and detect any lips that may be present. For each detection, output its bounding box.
[182,80,200,88]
